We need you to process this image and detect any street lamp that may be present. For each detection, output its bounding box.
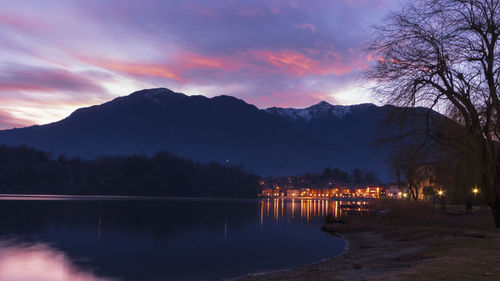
[437,190,445,211]
[472,187,479,207]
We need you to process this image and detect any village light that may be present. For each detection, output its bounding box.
[438,190,444,196]
[403,193,407,198]
[473,187,479,194]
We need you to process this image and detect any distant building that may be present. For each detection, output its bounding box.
[260,188,274,197]
[259,181,385,199]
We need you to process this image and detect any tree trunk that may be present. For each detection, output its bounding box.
[492,203,500,228]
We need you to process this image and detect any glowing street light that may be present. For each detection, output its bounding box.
[437,190,446,212]
[473,187,479,194]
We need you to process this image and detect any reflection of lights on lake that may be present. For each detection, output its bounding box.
[260,201,263,226]
[258,199,365,225]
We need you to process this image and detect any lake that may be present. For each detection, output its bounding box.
[0,196,347,281]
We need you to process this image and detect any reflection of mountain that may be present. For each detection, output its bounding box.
[0,88,439,180]
[0,241,116,281]
[0,198,344,281]
[0,199,257,238]
[0,199,261,280]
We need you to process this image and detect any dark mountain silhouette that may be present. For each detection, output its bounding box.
[0,88,437,180]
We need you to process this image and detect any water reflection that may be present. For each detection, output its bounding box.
[259,198,369,225]
[0,240,116,281]
[0,197,347,281]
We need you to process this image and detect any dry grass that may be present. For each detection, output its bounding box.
[369,198,435,218]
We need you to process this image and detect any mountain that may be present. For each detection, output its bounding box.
[0,88,431,180]
[265,101,353,120]
[265,102,396,178]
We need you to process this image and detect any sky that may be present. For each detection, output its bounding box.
[0,0,405,129]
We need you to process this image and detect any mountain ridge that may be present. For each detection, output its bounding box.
[265,101,377,121]
[0,87,431,180]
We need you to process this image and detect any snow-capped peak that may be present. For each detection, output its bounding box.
[265,101,352,121]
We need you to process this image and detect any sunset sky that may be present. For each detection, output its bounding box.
[0,0,404,129]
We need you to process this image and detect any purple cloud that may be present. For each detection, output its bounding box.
[0,66,107,94]
[0,0,405,129]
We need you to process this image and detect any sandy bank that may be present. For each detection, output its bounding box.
[235,208,500,281]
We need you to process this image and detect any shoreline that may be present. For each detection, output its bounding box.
[259,196,372,201]
[235,208,500,281]
[0,194,259,202]
[0,193,371,202]
[227,231,349,281]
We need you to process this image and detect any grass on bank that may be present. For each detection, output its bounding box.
[347,198,500,280]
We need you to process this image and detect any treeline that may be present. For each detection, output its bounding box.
[321,167,380,184]
[281,167,380,186]
[0,145,259,198]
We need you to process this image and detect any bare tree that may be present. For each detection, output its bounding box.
[366,0,500,227]
[432,139,483,203]
[388,152,407,195]
[389,144,437,200]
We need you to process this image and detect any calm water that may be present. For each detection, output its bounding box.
[0,196,347,281]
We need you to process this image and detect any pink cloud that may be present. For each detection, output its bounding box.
[180,52,241,71]
[74,48,357,89]
[252,50,316,74]
[76,53,242,83]
[247,85,338,109]
[0,83,53,93]
[79,57,185,82]
[0,12,41,32]
[249,50,353,76]
[0,111,32,130]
